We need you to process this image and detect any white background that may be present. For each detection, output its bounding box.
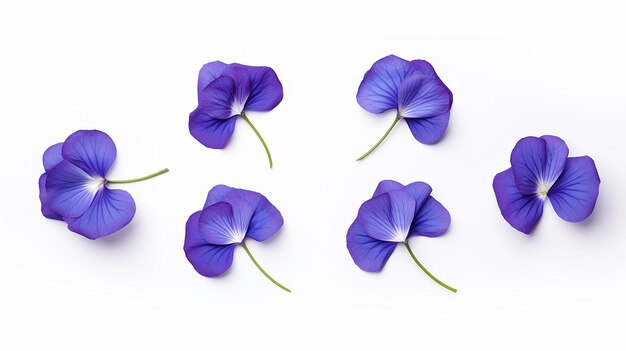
[1,1,625,350]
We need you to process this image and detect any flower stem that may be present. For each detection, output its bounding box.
[356,116,401,161]
[404,241,457,293]
[108,168,169,184]
[241,113,273,168]
[241,242,291,293]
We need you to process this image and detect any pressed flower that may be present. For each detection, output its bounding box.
[493,135,600,234]
[184,185,290,292]
[189,61,283,168]
[347,180,457,292]
[355,55,453,160]
[39,130,169,239]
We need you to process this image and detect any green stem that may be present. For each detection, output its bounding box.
[241,113,273,168]
[241,242,291,292]
[108,168,169,184]
[404,241,457,293]
[356,116,401,161]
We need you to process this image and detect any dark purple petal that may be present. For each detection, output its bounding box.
[409,196,451,237]
[184,211,236,277]
[61,130,116,178]
[548,156,600,222]
[197,75,237,119]
[410,60,453,109]
[346,217,397,272]
[65,187,136,239]
[405,111,450,145]
[45,160,100,218]
[356,55,415,114]
[226,64,283,112]
[199,200,254,245]
[189,108,237,149]
[197,61,228,97]
[38,173,62,220]
[359,190,416,242]
[403,181,433,210]
[43,143,63,172]
[510,136,569,195]
[493,168,544,234]
[397,73,451,119]
[372,180,404,198]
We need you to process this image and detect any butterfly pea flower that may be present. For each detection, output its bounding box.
[184,185,290,292]
[493,135,600,234]
[355,55,453,160]
[189,61,283,168]
[347,180,457,293]
[38,130,169,239]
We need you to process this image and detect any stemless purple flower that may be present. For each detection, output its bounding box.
[493,135,600,234]
[39,130,169,239]
[347,180,457,292]
[356,55,453,160]
[189,61,283,168]
[184,185,290,292]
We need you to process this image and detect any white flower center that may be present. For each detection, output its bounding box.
[231,99,246,116]
[83,177,105,195]
[536,178,554,200]
[227,228,247,244]
[390,226,409,242]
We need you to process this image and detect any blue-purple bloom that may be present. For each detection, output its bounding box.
[356,55,453,160]
[493,135,600,234]
[347,180,457,292]
[184,185,290,292]
[189,61,283,168]
[39,130,169,239]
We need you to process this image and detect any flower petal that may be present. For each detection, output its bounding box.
[403,181,433,210]
[45,160,99,218]
[61,130,116,178]
[548,156,600,222]
[356,55,415,114]
[510,136,569,195]
[203,184,233,208]
[409,196,451,237]
[346,217,397,272]
[43,143,63,172]
[397,73,451,119]
[197,75,237,119]
[38,173,62,220]
[184,211,236,277]
[405,111,450,144]
[359,190,416,242]
[372,179,404,198]
[410,60,453,108]
[188,108,237,149]
[199,200,254,245]
[66,187,136,239]
[493,168,544,234]
[197,61,228,97]
[227,64,283,112]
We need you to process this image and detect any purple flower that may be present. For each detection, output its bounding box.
[184,185,290,292]
[493,135,601,234]
[356,55,453,160]
[347,180,457,292]
[39,130,169,239]
[189,61,283,168]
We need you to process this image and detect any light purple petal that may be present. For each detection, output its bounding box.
[493,168,544,234]
[226,64,283,112]
[510,136,568,195]
[203,184,233,208]
[45,160,99,218]
[356,55,415,114]
[540,135,569,188]
[397,73,451,119]
[43,143,63,172]
[184,211,236,277]
[197,61,228,97]
[548,156,600,222]
[39,173,62,220]
[405,111,450,144]
[403,181,433,211]
[61,130,116,178]
[197,75,237,119]
[359,190,416,242]
[409,196,451,237]
[199,200,254,245]
[346,217,397,272]
[66,187,136,240]
[410,60,453,108]
[372,180,404,198]
[189,108,237,149]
